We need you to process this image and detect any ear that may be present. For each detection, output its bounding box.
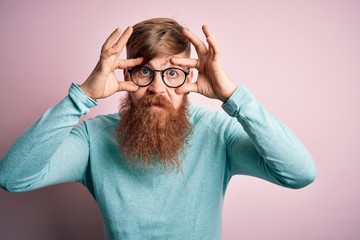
[123,69,129,81]
[186,69,195,83]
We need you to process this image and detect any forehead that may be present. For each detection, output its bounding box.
[147,56,171,68]
[146,52,187,68]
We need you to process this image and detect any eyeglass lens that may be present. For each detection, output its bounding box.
[130,66,187,88]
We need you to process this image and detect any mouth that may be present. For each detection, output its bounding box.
[148,103,166,110]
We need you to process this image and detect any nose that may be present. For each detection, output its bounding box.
[147,72,166,94]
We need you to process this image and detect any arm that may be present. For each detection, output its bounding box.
[0,84,95,192]
[0,27,143,192]
[222,86,316,189]
[172,25,316,189]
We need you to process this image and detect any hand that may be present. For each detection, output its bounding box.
[170,25,237,102]
[80,27,143,100]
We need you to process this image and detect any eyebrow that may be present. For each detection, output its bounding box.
[145,59,188,71]
[146,59,171,69]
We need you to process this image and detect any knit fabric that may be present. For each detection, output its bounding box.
[0,83,316,239]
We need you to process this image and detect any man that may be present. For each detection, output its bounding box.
[0,18,316,239]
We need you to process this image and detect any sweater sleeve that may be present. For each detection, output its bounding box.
[222,85,317,189]
[0,83,97,192]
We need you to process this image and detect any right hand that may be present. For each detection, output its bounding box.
[80,27,143,100]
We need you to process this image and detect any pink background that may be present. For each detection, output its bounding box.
[1,0,359,239]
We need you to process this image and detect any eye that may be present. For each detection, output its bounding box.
[167,69,179,78]
[140,67,151,76]
[169,70,176,76]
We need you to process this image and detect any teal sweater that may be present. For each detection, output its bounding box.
[0,83,316,239]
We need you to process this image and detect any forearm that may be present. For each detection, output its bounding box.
[223,86,317,189]
[0,83,96,192]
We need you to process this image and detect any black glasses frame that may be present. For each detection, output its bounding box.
[127,65,190,88]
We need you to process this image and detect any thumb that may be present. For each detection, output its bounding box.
[175,82,198,95]
[118,81,139,92]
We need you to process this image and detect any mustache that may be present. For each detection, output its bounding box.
[139,94,173,109]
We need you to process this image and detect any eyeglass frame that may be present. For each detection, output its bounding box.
[127,65,190,88]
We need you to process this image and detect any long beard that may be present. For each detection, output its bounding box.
[116,93,192,171]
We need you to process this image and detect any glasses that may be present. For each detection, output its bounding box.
[127,66,190,88]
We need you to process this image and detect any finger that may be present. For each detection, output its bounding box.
[206,36,220,62]
[118,81,139,92]
[182,28,208,56]
[101,45,121,59]
[115,26,133,52]
[202,25,212,38]
[170,57,198,68]
[175,82,198,95]
[102,28,121,52]
[202,25,220,61]
[118,57,143,69]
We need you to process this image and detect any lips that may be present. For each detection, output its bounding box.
[147,103,168,112]
[145,101,165,108]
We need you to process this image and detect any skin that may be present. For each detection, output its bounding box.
[125,53,193,110]
[80,25,237,107]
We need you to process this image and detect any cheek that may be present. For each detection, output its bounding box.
[129,94,137,105]
[169,93,185,109]
[130,90,145,105]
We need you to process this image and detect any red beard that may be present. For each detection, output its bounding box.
[116,93,192,170]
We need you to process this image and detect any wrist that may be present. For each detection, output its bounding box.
[79,81,96,100]
[219,83,238,103]
[70,83,98,109]
[79,83,93,99]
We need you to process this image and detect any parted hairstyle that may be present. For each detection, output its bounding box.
[126,18,191,63]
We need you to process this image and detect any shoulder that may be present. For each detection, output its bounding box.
[86,112,119,124]
[189,105,238,134]
[85,113,119,130]
[73,113,119,138]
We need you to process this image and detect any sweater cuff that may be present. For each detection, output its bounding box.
[221,85,256,117]
[68,83,97,115]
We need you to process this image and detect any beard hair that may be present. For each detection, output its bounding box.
[116,93,192,171]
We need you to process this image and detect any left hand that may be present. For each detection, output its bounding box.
[170,25,237,102]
